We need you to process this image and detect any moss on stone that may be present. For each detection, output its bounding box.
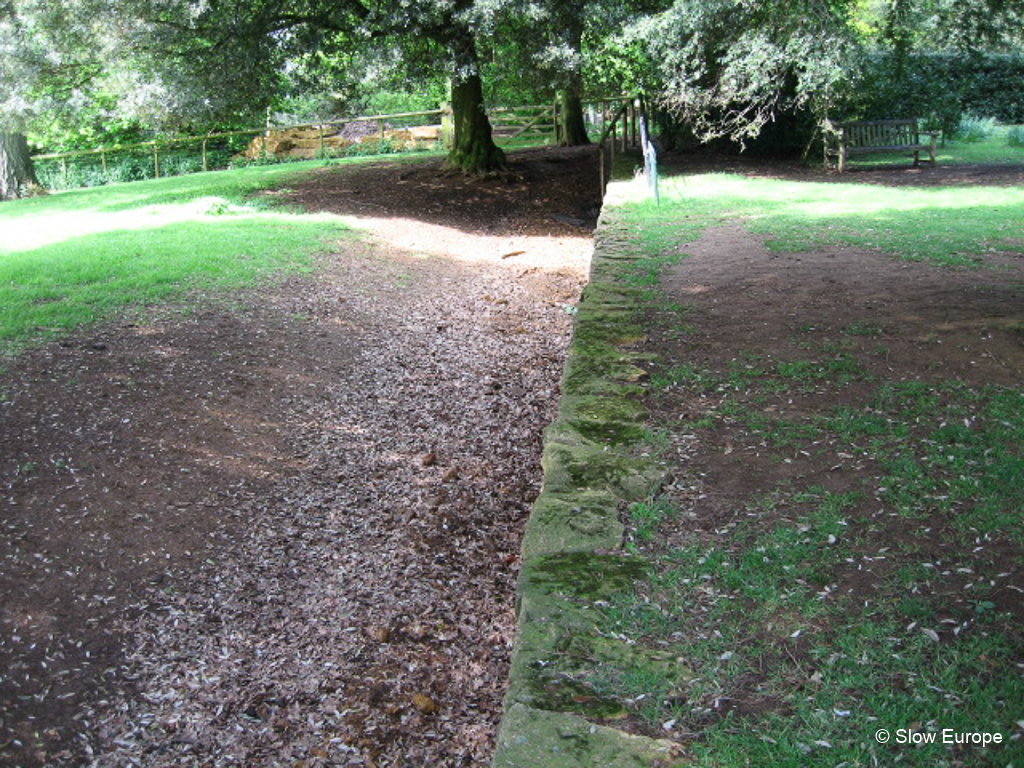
[493,703,687,768]
[562,341,644,396]
[562,448,635,487]
[528,674,630,719]
[524,552,649,601]
[561,394,647,446]
[521,491,623,560]
[569,418,646,445]
[495,179,690,768]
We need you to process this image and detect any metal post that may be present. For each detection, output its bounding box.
[640,113,659,205]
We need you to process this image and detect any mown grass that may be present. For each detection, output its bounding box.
[0,159,365,352]
[643,173,1024,268]
[616,126,1024,269]
[586,163,1024,766]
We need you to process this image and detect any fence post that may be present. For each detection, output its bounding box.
[202,138,208,172]
[101,150,107,175]
[440,103,454,150]
[640,110,659,205]
[152,142,160,179]
[610,118,616,167]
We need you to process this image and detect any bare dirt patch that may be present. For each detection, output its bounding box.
[629,187,1023,744]
[0,146,600,766]
[651,221,1022,572]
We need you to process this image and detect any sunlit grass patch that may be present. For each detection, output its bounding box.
[632,173,1024,268]
[589,154,1024,767]
[0,162,352,351]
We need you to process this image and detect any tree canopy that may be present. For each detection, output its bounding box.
[1,0,1023,197]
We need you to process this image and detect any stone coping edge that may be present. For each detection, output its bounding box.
[491,174,687,768]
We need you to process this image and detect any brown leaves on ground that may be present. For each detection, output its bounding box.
[0,147,600,766]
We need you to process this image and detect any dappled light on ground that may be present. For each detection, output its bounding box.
[0,146,599,766]
[335,212,593,276]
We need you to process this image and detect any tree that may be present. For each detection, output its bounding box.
[632,0,1024,148]
[0,1,53,199]
[0,132,42,200]
[635,0,857,145]
[108,0,508,172]
[0,0,112,198]
[502,0,669,146]
[480,0,599,146]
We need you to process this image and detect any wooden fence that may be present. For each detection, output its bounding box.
[30,98,644,191]
[31,109,447,189]
[595,96,650,194]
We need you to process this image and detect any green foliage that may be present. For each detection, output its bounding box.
[639,0,858,145]
[1009,125,1024,147]
[843,52,962,135]
[843,52,1024,136]
[361,89,444,118]
[955,53,1024,123]
[951,114,997,143]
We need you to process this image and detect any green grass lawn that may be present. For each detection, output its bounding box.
[642,172,1024,267]
[0,159,358,353]
[585,166,1024,767]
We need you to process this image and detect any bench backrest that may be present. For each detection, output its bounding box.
[831,119,919,147]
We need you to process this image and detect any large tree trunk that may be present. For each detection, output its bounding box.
[556,20,590,147]
[0,132,44,201]
[447,74,506,174]
[558,89,591,147]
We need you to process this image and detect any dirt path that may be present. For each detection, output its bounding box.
[0,147,599,766]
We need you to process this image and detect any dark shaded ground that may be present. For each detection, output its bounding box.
[0,146,600,766]
[661,150,1024,186]
[283,145,603,232]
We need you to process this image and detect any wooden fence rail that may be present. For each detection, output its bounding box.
[31,98,639,191]
[31,109,447,180]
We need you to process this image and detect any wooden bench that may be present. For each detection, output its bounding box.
[823,119,939,172]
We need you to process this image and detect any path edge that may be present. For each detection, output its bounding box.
[491,175,688,767]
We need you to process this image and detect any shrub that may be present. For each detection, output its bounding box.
[1008,126,1024,147]
[952,114,997,143]
[840,52,1024,137]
